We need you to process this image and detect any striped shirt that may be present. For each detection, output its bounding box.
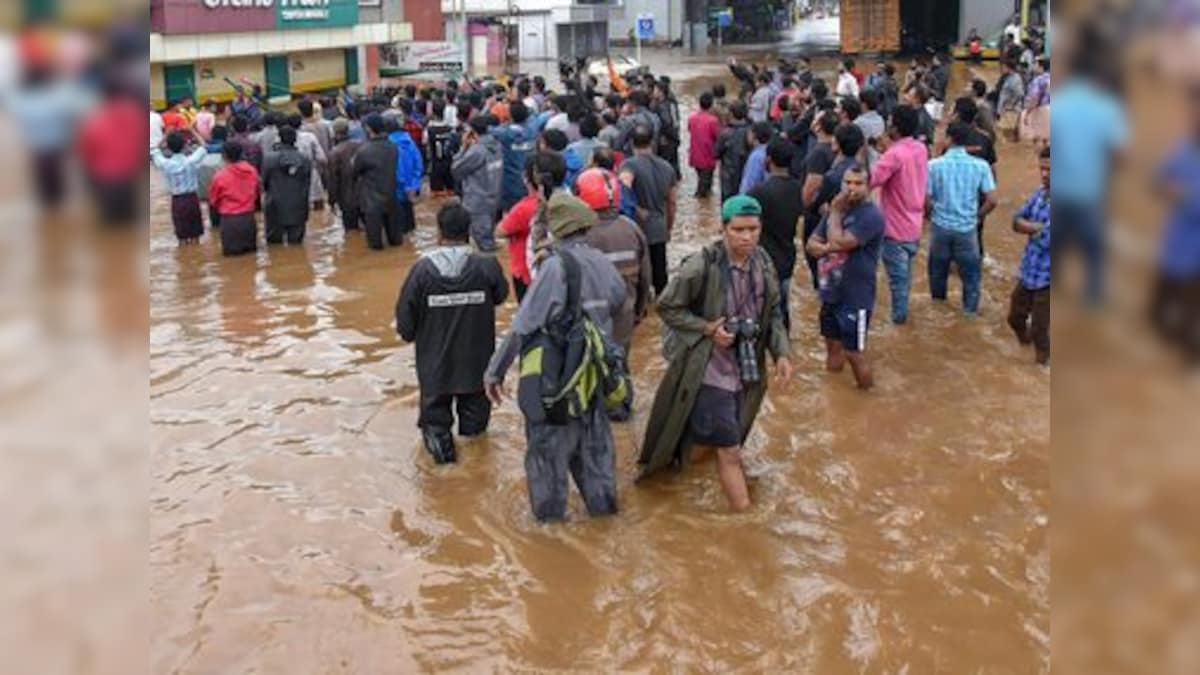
[927,147,996,233]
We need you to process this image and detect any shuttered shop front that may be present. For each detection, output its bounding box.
[288,49,346,93]
[194,55,266,102]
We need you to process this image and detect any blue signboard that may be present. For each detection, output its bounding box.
[636,14,655,40]
[717,9,733,28]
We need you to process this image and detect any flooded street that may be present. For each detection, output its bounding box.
[150,55,1048,672]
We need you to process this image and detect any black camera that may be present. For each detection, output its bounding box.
[725,318,761,384]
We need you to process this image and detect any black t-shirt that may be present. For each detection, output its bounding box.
[814,156,859,217]
[748,174,804,280]
[963,126,997,166]
[815,201,886,309]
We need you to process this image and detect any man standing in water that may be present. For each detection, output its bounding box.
[353,114,401,250]
[483,193,627,522]
[870,106,928,325]
[927,122,998,316]
[452,115,504,252]
[396,202,509,464]
[638,196,793,512]
[261,126,312,246]
[806,166,886,390]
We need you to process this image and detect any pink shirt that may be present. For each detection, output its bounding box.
[194,111,216,142]
[870,137,928,242]
[687,110,721,170]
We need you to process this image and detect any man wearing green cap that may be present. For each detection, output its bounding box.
[637,195,793,512]
[483,192,628,522]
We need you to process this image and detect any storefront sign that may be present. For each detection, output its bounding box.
[379,42,465,77]
[152,0,356,34]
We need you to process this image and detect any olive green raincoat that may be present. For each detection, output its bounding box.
[636,241,791,480]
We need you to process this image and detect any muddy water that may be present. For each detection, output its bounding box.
[150,56,1048,672]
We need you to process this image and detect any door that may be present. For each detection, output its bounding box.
[163,63,195,105]
[343,48,359,87]
[264,54,290,101]
[471,35,488,70]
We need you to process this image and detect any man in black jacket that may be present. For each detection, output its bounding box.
[353,113,401,250]
[261,125,312,245]
[395,201,509,464]
[714,101,750,204]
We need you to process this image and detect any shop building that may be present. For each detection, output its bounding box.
[441,0,613,71]
[149,0,441,109]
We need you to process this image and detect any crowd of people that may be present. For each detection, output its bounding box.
[148,54,1052,521]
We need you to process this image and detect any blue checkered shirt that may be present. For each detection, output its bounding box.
[927,147,997,233]
[1017,188,1051,289]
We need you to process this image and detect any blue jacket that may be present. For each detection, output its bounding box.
[563,147,585,189]
[489,121,537,212]
[388,130,424,202]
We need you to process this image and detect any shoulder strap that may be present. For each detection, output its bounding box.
[558,248,583,321]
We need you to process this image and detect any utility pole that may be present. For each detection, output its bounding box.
[460,0,468,73]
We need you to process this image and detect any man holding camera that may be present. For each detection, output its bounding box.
[637,196,793,512]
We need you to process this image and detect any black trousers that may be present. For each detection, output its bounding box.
[340,205,361,231]
[32,150,66,210]
[694,168,714,197]
[209,204,221,230]
[393,199,415,235]
[419,391,492,437]
[430,160,454,192]
[363,209,402,250]
[513,276,529,304]
[1150,274,1200,365]
[219,212,258,256]
[1008,284,1050,363]
[649,241,668,296]
[266,218,305,245]
[89,176,138,226]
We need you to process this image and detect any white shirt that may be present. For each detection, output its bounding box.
[444,103,458,126]
[836,72,860,99]
[150,111,164,151]
[1004,23,1023,46]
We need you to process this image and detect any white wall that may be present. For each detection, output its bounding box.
[441,0,562,12]
[609,0,683,43]
[960,0,1015,42]
[519,13,557,60]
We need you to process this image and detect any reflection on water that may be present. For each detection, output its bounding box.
[150,57,1048,672]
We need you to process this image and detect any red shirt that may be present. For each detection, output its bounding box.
[208,161,261,216]
[161,110,188,132]
[687,110,721,170]
[497,193,537,284]
[79,98,146,181]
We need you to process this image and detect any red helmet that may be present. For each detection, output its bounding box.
[574,168,621,211]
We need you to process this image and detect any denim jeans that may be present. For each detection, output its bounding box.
[881,239,919,324]
[929,226,982,314]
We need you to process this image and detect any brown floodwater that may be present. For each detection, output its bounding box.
[151,54,1048,672]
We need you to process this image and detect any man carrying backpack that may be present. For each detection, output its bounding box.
[483,192,628,523]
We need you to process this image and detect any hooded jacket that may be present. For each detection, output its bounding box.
[262,144,313,227]
[714,119,751,198]
[395,246,509,396]
[388,130,424,202]
[490,121,537,212]
[208,160,260,216]
[451,133,503,216]
[637,241,790,480]
[586,211,651,349]
[326,137,362,212]
[353,135,399,216]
